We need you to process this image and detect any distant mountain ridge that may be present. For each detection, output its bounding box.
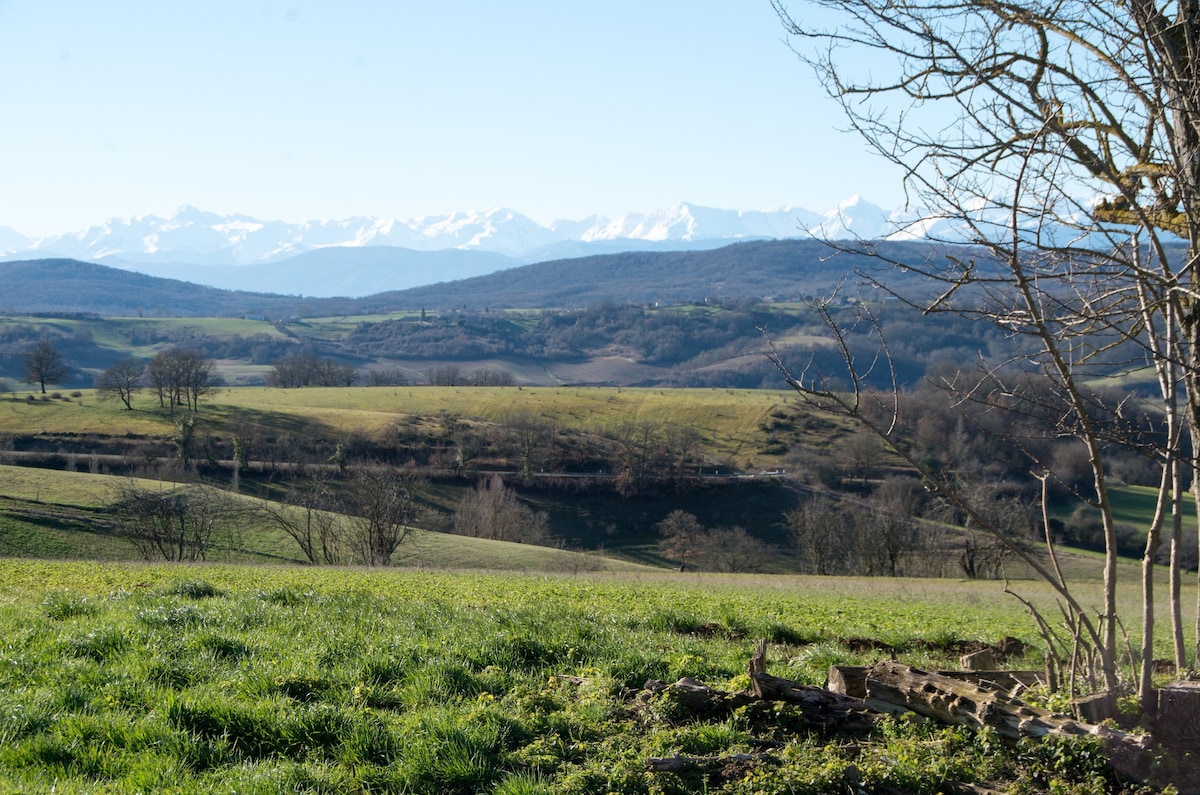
[1,200,887,263]
[0,240,951,318]
[0,199,909,297]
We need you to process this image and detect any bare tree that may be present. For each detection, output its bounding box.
[785,495,855,575]
[261,471,342,564]
[113,481,231,562]
[96,358,145,409]
[656,509,705,571]
[343,465,421,566]
[23,340,68,394]
[698,526,776,573]
[452,474,552,544]
[504,410,555,479]
[774,0,1200,713]
[613,420,665,496]
[148,348,221,413]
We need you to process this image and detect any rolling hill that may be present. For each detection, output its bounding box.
[0,239,949,317]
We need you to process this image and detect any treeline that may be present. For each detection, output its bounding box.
[1,298,1155,392]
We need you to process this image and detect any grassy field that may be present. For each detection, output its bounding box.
[0,560,1171,794]
[213,385,822,468]
[0,385,835,466]
[0,464,659,574]
[1107,484,1199,532]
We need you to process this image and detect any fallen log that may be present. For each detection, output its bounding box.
[641,674,876,734]
[828,665,1042,699]
[751,671,876,734]
[864,661,1151,754]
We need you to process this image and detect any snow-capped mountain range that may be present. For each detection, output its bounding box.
[0,198,904,297]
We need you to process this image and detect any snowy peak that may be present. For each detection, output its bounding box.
[3,199,900,266]
[0,226,32,253]
[809,195,896,240]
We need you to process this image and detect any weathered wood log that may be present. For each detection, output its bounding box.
[1074,690,1117,724]
[864,662,1151,753]
[748,638,767,676]
[1156,682,1200,749]
[828,665,1042,699]
[751,672,877,734]
[827,665,870,698]
[935,669,1045,693]
[960,648,996,670]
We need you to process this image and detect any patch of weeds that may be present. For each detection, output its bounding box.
[339,711,403,766]
[476,632,570,670]
[762,622,814,646]
[193,632,254,663]
[644,609,707,635]
[169,697,349,761]
[494,770,554,795]
[164,580,223,599]
[143,656,208,689]
[782,642,856,685]
[392,706,524,794]
[917,627,962,653]
[401,660,486,707]
[136,604,206,628]
[256,587,308,607]
[63,626,128,662]
[0,701,54,745]
[273,673,329,703]
[42,591,99,621]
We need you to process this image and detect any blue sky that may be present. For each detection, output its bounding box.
[0,1,903,236]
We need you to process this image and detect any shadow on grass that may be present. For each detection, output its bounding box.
[194,404,341,440]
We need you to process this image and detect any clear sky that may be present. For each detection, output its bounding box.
[0,1,903,237]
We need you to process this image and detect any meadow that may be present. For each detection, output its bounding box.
[0,385,831,470]
[0,383,1191,792]
[0,560,1165,794]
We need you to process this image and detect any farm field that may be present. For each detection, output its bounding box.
[0,560,1178,794]
[0,385,835,468]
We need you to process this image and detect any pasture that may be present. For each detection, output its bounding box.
[0,560,1169,794]
[0,385,834,467]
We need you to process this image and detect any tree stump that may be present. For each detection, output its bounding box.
[1157,682,1200,750]
[1074,691,1117,724]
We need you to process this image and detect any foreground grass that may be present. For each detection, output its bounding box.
[0,561,1167,794]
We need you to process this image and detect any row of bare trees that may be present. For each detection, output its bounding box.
[436,411,706,494]
[266,353,357,388]
[114,465,421,567]
[773,0,1200,715]
[96,348,221,413]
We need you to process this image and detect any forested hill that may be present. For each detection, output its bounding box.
[0,259,304,317]
[3,240,953,317]
[355,239,944,311]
